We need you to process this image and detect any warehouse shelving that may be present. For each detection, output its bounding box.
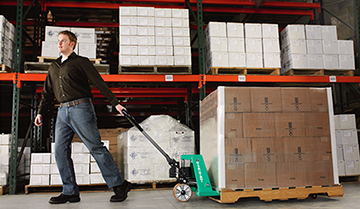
[1,0,359,195]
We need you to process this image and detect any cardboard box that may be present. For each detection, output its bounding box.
[0,134,10,145]
[174,46,191,56]
[41,41,59,57]
[280,25,305,43]
[262,39,280,53]
[245,38,262,53]
[339,55,355,70]
[305,113,330,137]
[337,145,344,161]
[137,7,155,17]
[91,162,101,173]
[31,153,51,164]
[281,54,309,73]
[252,138,284,163]
[138,17,155,26]
[277,162,310,187]
[74,164,90,175]
[138,36,155,46]
[334,114,356,130]
[244,23,262,38]
[275,113,306,137]
[154,8,172,18]
[155,27,172,37]
[78,43,96,58]
[314,137,332,161]
[45,26,71,42]
[0,146,9,156]
[250,87,282,112]
[281,88,311,112]
[155,36,172,46]
[206,52,229,68]
[227,38,245,53]
[221,87,251,113]
[323,55,339,69]
[206,37,228,52]
[345,160,360,175]
[263,53,281,68]
[30,174,50,185]
[119,7,137,16]
[71,154,90,164]
[172,28,190,37]
[308,54,324,69]
[282,39,307,54]
[283,137,315,162]
[156,56,173,65]
[225,164,245,189]
[335,129,358,145]
[119,45,138,55]
[174,56,191,66]
[245,163,277,188]
[338,160,345,176]
[343,144,360,161]
[205,22,227,37]
[310,88,328,112]
[172,18,189,28]
[307,40,323,54]
[338,40,354,55]
[171,9,189,18]
[138,46,156,55]
[119,36,138,45]
[156,46,173,56]
[225,138,252,163]
[323,40,338,55]
[71,27,96,44]
[309,161,334,186]
[137,26,154,36]
[262,24,279,39]
[119,55,139,66]
[173,37,190,46]
[90,173,105,184]
[227,22,244,38]
[30,164,50,175]
[321,25,337,40]
[224,113,243,138]
[119,16,138,26]
[119,26,137,36]
[243,113,275,138]
[50,164,59,174]
[246,53,263,68]
[138,56,156,65]
[229,52,246,67]
[305,25,322,40]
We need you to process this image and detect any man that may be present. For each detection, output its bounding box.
[34,30,131,204]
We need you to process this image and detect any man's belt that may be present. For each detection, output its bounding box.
[59,98,90,107]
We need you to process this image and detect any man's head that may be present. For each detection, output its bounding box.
[58,30,77,55]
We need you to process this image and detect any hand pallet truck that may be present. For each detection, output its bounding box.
[122,110,220,202]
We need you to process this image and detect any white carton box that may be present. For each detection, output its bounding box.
[263,53,281,68]
[156,56,173,65]
[307,40,323,54]
[206,22,227,37]
[335,129,358,145]
[72,142,89,154]
[154,18,172,27]
[171,9,189,18]
[156,46,173,56]
[323,40,338,54]
[119,55,139,66]
[174,56,191,66]
[138,7,155,17]
[41,41,60,57]
[154,163,170,180]
[343,144,360,161]
[323,55,339,69]
[174,46,191,56]
[338,160,345,176]
[51,154,56,164]
[334,114,356,130]
[74,164,90,175]
[308,54,324,69]
[119,26,137,36]
[305,25,322,40]
[124,163,154,181]
[50,164,59,174]
[119,36,138,45]
[245,38,262,53]
[91,162,101,173]
[51,143,55,153]
[138,17,155,26]
[138,46,156,55]
[246,53,263,68]
[119,7,137,16]
[281,54,308,74]
[138,26,155,36]
[45,26,71,42]
[30,174,49,185]
[119,46,138,55]
[155,27,172,37]
[206,37,228,52]
[0,15,7,34]
[78,43,96,59]
[228,52,246,67]
[0,172,8,185]
[71,27,96,44]
[172,28,190,37]
[8,23,15,41]
[227,38,245,53]
[31,153,51,164]
[50,174,62,185]
[281,25,305,42]
[76,174,90,185]
[262,39,280,53]
[0,146,9,156]
[282,39,307,54]
[172,18,189,28]
[119,16,138,26]
[206,52,229,68]
[321,25,337,40]
[345,160,360,175]
[227,22,244,38]
[138,56,156,65]
[30,164,50,175]
[244,23,262,38]
[339,55,355,70]
[0,134,10,145]
[337,145,344,161]
[71,153,90,164]
[0,155,9,165]
[90,173,105,184]
[0,164,8,173]
[155,37,172,46]
[138,36,155,46]
[173,37,190,46]
[338,40,354,55]
[262,24,279,38]
[155,8,172,18]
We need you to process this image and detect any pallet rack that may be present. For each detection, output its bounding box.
[0,0,359,195]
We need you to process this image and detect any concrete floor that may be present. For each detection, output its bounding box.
[0,183,359,209]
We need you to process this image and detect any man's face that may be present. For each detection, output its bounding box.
[58,34,74,54]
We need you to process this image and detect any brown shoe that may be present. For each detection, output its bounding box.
[49,193,80,204]
[110,180,131,202]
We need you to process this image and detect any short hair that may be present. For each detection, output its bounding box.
[59,30,77,49]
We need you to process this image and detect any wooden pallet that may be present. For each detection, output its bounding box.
[37,56,102,64]
[0,185,9,195]
[118,66,192,74]
[283,69,354,76]
[0,64,14,73]
[129,180,177,191]
[209,185,343,203]
[208,67,280,75]
[339,175,360,183]
[25,183,108,194]
[24,62,109,74]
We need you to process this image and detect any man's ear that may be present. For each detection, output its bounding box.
[70,42,75,49]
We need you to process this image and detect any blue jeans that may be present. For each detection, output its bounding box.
[55,99,124,195]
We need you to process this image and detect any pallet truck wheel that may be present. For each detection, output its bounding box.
[310,194,318,199]
[173,183,192,202]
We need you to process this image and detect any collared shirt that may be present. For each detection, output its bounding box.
[38,52,119,116]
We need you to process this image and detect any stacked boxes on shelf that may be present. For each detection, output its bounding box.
[280,24,355,74]
[200,86,335,189]
[30,153,51,185]
[0,134,11,185]
[43,26,70,57]
[204,22,280,73]
[118,115,195,182]
[118,6,191,67]
[0,15,16,68]
[335,114,360,176]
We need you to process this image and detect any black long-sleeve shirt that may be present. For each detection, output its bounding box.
[38,52,119,116]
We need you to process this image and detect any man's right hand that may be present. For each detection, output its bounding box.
[34,114,43,126]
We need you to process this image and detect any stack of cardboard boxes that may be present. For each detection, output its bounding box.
[0,134,11,185]
[0,15,15,69]
[118,7,191,67]
[200,86,334,189]
[335,114,360,176]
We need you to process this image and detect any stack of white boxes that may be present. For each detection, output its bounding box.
[0,15,15,69]
[43,26,97,58]
[71,142,90,185]
[90,141,109,184]
[205,22,280,73]
[30,153,51,185]
[280,24,355,74]
[335,114,360,176]
[17,147,31,181]
[0,134,11,185]
[119,6,191,67]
